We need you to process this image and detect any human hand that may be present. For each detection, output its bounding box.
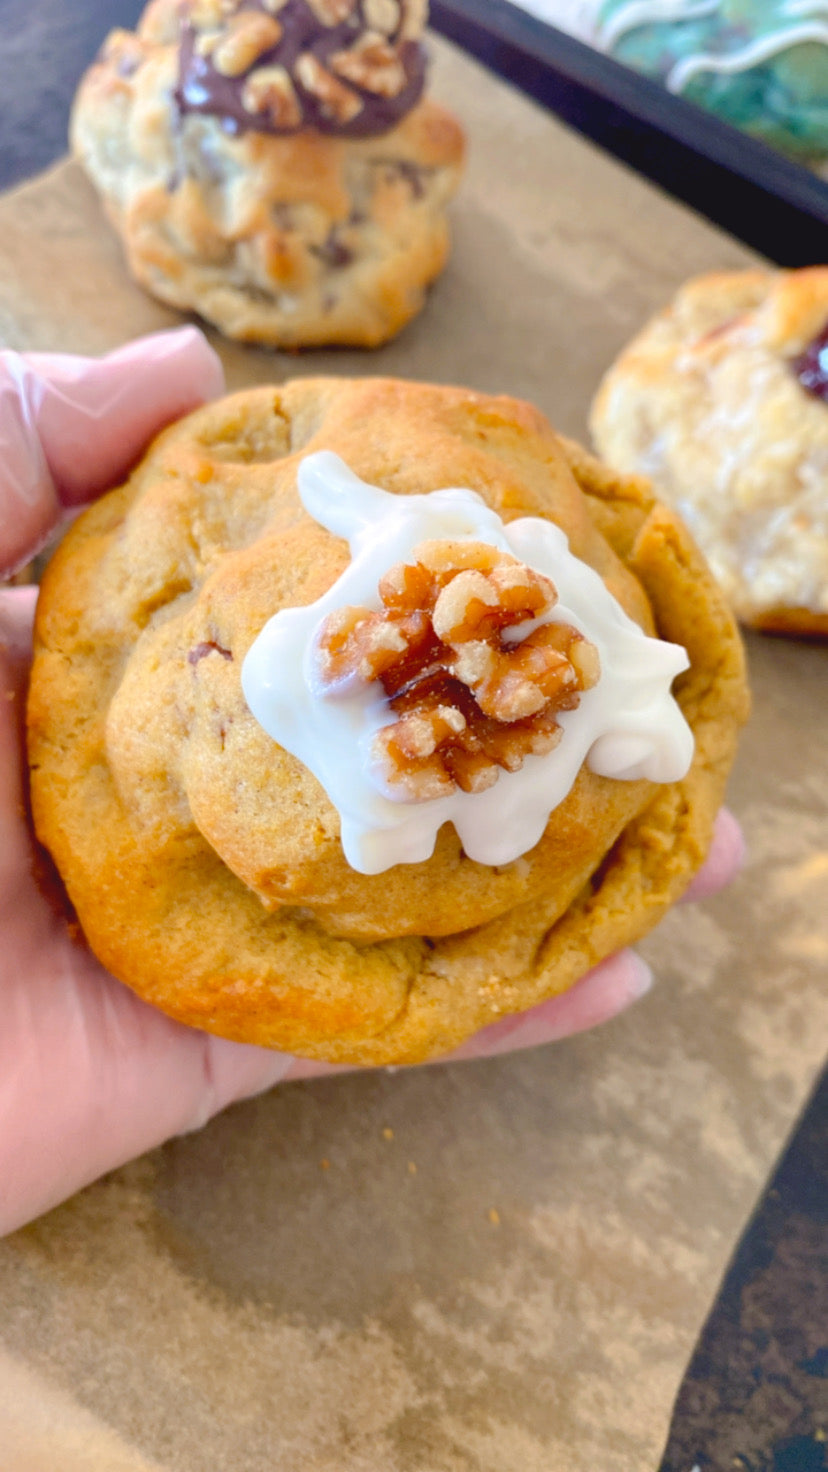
[0,330,745,1236]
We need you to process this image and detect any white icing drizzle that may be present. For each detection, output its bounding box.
[667,19,828,90]
[783,0,828,16]
[598,0,719,51]
[594,0,828,86]
[241,453,694,876]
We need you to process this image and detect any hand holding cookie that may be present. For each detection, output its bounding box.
[0,330,743,1236]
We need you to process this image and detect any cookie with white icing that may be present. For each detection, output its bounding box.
[71,0,464,348]
[594,0,828,157]
[590,266,828,634]
[28,377,747,1064]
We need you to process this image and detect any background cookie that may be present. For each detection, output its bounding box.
[510,0,828,162]
[28,378,748,1064]
[595,0,828,160]
[71,0,465,348]
[590,266,828,635]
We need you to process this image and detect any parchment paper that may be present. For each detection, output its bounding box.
[0,36,825,1472]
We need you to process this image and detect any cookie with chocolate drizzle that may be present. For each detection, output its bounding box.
[177,0,428,137]
[70,0,464,347]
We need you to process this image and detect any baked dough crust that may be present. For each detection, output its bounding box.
[28,379,748,1064]
[70,1,464,349]
[590,267,828,635]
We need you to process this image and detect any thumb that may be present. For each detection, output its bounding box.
[0,327,224,576]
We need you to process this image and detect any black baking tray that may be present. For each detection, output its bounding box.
[429,0,828,264]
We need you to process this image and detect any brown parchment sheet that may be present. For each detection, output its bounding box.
[0,35,826,1472]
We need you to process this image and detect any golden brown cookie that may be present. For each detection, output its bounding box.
[590,267,828,635]
[70,0,464,349]
[28,378,748,1064]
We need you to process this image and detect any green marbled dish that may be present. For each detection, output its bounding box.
[597,0,828,157]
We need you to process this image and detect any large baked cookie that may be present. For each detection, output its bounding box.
[71,0,464,348]
[590,267,828,636]
[28,378,748,1065]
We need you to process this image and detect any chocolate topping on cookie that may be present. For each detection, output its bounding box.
[177,0,428,136]
[794,322,828,404]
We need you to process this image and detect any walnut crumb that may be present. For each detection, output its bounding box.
[305,0,358,24]
[399,0,428,38]
[190,0,235,31]
[363,0,401,33]
[212,13,283,76]
[314,540,600,801]
[330,33,408,97]
[294,52,363,122]
[242,64,302,127]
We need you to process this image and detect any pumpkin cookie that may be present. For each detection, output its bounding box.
[28,378,748,1064]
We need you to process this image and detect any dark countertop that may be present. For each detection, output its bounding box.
[0,0,143,191]
[659,1066,828,1472]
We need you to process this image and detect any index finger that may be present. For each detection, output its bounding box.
[0,327,224,575]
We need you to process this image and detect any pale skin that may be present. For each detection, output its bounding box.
[0,328,745,1236]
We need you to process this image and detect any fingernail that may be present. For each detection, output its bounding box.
[628,954,654,999]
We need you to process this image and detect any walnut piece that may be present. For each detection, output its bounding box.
[314,540,601,801]
[363,0,401,34]
[212,13,283,76]
[102,29,148,78]
[189,0,236,31]
[242,63,302,126]
[399,0,428,39]
[294,52,364,122]
[330,33,408,97]
[305,0,358,24]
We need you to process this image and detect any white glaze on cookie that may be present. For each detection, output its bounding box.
[592,0,828,92]
[242,452,693,874]
[667,8,828,94]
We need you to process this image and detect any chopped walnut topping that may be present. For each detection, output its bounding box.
[363,0,401,34]
[189,0,236,30]
[399,0,428,39]
[195,28,222,57]
[212,13,283,76]
[294,52,364,122]
[102,29,147,78]
[242,62,302,125]
[330,33,408,97]
[305,0,358,24]
[315,605,412,686]
[314,540,601,801]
